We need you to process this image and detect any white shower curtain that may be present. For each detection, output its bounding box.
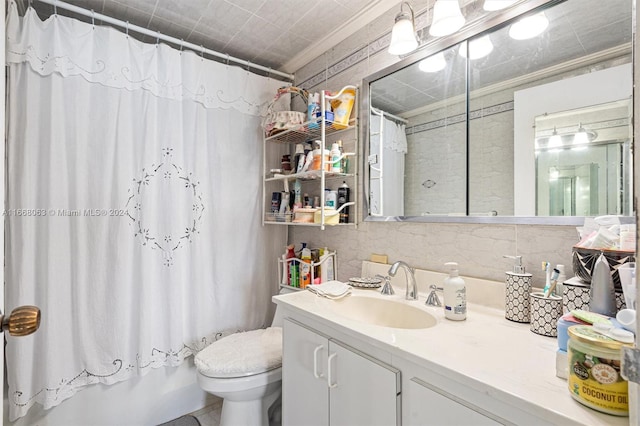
[369,113,407,216]
[5,4,285,420]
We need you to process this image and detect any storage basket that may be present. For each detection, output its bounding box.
[262,86,309,136]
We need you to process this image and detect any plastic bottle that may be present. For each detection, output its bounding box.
[325,188,337,208]
[286,244,296,286]
[295,143,306,173]
[293,179,302,209]
[300,244,312,288]
[330,142,341,173]
[337,181,350,223]
[337,140,348,173]
[319,247,335,282]
[555,264,567,298]
[286,244,298,287]
[443,262,467,321]
[308,93,320,129]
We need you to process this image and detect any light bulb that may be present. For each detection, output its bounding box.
[429,0,465,37]
[419,52,446,72]
[509,12,549,40]
[458,35,493,59]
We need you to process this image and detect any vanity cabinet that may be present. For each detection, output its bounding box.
[282,318,400,426]
[262,86,358,230]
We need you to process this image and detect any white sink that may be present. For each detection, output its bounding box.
[328,295,437,329]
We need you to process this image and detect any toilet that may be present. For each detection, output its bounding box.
[194,288,293,426]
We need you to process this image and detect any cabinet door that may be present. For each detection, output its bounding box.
[407,377,503,425]
[282,318,329,426]
[328,340,400,426]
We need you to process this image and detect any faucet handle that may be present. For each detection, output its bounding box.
[426,285,442,307]
[376,275,395,296]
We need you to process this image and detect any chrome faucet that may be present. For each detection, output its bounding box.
[388,261,418,300]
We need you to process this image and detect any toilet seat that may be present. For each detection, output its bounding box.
[195,326,282,378]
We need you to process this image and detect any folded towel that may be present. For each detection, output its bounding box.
[307,280,351,299]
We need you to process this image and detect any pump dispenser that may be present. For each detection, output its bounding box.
[443,262,466,321]
[503,255,533,323]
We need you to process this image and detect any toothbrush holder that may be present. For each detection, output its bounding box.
[530,292,563,337]
[505,272,532,323]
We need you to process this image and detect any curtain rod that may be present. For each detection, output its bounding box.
[37,0,295,81]
[371,107,408,124]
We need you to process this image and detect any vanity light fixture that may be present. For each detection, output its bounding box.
[509,12,549,40]
[388,2,419,55]
[483,0,518,11]
[419,51,447,72]
[429,0,465,37]
[458,35,493,59]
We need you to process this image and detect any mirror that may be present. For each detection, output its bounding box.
[365,0,633,223]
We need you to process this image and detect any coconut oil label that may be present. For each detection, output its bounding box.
[568,347,628,415]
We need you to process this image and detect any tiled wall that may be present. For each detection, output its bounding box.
[288,2,608,289]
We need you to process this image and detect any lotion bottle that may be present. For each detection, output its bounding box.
[443,262,466,321]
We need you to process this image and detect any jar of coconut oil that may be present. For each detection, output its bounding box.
[567,325,631,416]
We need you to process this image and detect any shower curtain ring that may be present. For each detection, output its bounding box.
[246,60,251,72]
[156,30,161,47]
[200,45,204,60]
[125,21,129,38]
[53,0,57,16]
[179,39,184,54]
[226,54,230,65]
[91,9,95,29]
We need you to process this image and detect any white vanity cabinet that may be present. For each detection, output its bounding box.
[282,318,400,426]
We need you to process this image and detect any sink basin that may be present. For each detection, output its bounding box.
[328,295,437,329]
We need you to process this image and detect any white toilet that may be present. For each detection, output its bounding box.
[194,288,293,426]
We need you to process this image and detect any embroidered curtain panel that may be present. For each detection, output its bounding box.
[5,4,285,420]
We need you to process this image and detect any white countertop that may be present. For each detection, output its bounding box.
[273,285,629,426]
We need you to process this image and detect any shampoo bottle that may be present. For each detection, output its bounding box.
[286,244,298,287]
[330,142,341,173]
[443,262,467,321]
[300,244,312,288]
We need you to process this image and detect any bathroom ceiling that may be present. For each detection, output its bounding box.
[23,0,396,75]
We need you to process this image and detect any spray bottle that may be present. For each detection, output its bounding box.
[443,262,467,321]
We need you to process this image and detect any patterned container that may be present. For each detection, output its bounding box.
[563,277,626,313]
[530,292,563,337]
[572,247,635,291]
[505,272,532,323]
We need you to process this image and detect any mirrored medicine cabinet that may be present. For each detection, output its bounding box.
[362,0,633,225]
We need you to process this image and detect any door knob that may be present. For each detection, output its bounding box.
[1,305,41,337]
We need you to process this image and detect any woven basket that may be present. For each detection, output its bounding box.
[262,86,309,136]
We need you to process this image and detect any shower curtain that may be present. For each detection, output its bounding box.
[369,113,407,216]
[5,4,285,420]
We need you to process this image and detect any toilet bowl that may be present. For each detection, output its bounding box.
[194,288,292,426]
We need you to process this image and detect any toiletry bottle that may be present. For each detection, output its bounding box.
[293,179,302,209]
[330,142,341,173]
[319,247,335,282]
[443,262,466,321]
[300,245,312,288]
[589,253,617,317]
[325,188,337,208]
[503,255,533,323]
[555,264,566,298]
[337,181,350,223]
[286,244,298,287]
[308,92,320,129]
[337,140,348,173]
[295,143,306,173]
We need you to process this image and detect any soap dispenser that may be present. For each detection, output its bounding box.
[443,262,466,321]
[503,255,533,323]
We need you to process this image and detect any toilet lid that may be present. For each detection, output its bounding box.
[195,326,282,378]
